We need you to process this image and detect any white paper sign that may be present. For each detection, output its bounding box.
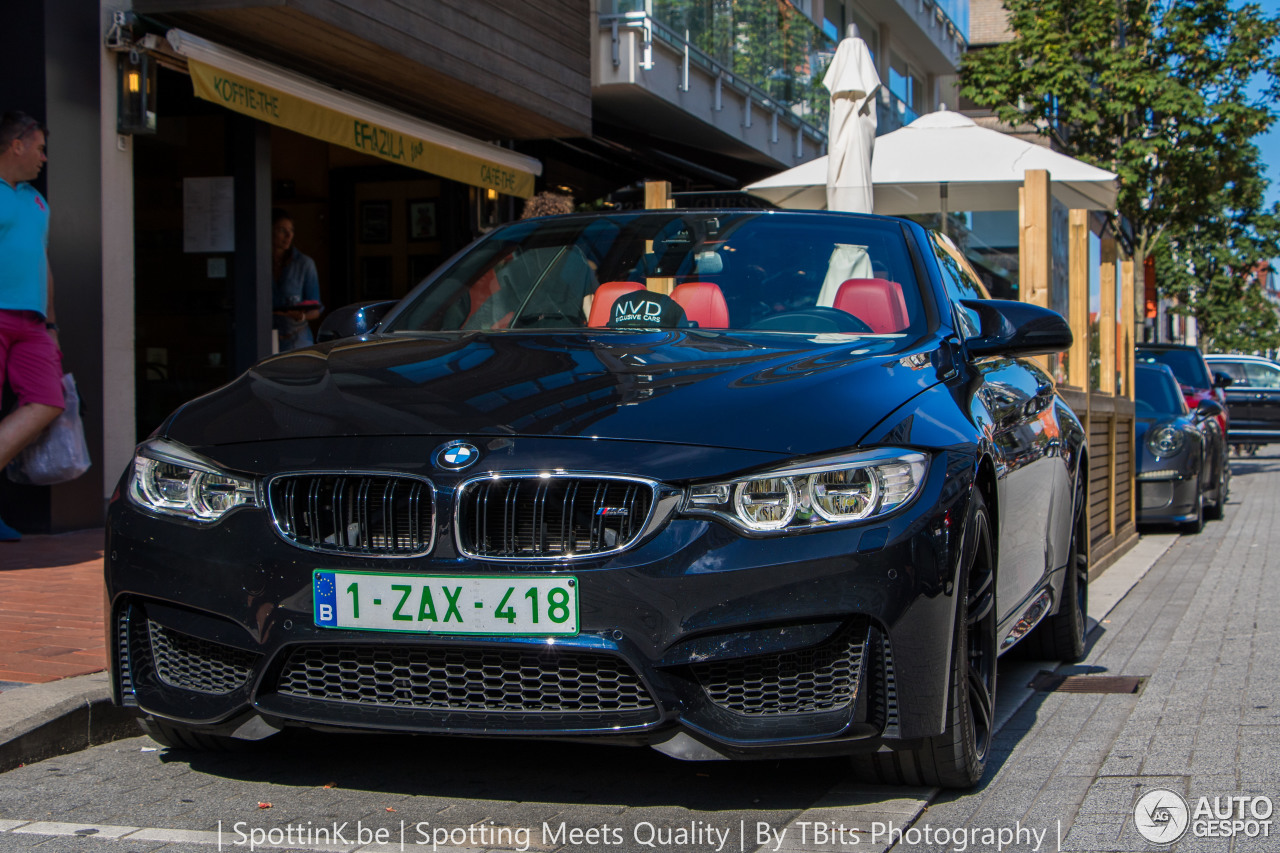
[183,176,234,253]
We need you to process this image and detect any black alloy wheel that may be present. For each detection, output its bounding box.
[851,490,996,788]
[962,501,997,766]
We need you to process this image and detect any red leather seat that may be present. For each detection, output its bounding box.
[833,278,909,333]
[588,281,645,327]
[671,281,729,329]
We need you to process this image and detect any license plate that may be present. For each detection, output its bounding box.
[312,570,578,636]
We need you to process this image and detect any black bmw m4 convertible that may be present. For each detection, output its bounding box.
[107,209,1088,788]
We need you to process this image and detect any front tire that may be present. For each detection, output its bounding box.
[852,490,996,789]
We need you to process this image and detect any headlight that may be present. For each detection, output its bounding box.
[127,439,258,522]
[1146,423,1186,458]
[685,450,928,533]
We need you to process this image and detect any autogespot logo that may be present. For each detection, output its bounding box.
[434,441,480,471]
[1135,789,1190,844]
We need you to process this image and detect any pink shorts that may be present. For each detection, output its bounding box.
[0,309,64,410]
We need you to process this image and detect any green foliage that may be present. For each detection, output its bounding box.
[961,0,1280,346]
[1155,199,1280,352]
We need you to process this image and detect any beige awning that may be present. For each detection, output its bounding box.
[164,29,541,198]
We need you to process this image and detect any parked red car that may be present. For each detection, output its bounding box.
[1135,343,1230,437]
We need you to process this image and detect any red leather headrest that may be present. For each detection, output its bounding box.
[833,278,909,333]
[671,281,729,329]
[588,281,645,327]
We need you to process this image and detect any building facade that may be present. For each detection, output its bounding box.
[1,0,967,532]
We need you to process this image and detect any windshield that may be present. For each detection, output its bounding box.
[1137,347,1211,388]
[1135,366,1189,416]
[387,211,926,338]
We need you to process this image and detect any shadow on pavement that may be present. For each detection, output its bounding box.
[161,732,858,811]
[0,528,103,572]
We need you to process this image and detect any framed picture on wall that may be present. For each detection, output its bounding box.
[359,201,391,244]
[407,199,437,241]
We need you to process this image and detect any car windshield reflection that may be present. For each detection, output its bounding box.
[385,211,925,339]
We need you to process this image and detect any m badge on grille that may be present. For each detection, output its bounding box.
[434,441,481,471]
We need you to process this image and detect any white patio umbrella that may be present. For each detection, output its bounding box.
[823,26,881,213]
[744,110,1118,216]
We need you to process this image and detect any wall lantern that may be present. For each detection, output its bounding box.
[117,49,157,135]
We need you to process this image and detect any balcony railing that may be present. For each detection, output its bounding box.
[605,0,836,131]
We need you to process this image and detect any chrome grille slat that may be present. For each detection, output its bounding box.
[456,475,656,561]
[268,473,435,557]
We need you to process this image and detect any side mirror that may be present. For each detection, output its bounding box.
[316,300,397,342]
[1213,371,1234,389]
[1196,399,1225,420]
[959,299,1073,358]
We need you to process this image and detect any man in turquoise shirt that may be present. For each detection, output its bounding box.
[0,111,63,541]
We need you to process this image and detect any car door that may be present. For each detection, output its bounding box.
[1211,360,1252,430]
[931,233,1059,620]
[1243,361,1280,435]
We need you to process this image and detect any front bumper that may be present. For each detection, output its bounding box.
[1137,475,1200,524]
[106,447,972,759]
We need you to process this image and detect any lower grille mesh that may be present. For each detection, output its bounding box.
[692,623,868,716]
[147,621,258,695]
[276,645,656,713]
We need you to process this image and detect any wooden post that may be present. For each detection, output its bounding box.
[1120,255,1136,400]
[1020,170,1051,309]
[643,181,675,294]
[644,181,673,210]
[1067,209,1089,389]
[1099,235,1117,396]
[1020,170,1052,370]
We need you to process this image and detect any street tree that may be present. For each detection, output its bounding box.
[960,0,1280,340]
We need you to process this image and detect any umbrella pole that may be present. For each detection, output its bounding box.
[939,182,949,237]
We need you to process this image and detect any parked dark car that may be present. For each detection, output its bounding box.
[1134,363,1228,531]
[1204,353,1280,453]
[1135,342,1230,437]
[106,210,1088,789]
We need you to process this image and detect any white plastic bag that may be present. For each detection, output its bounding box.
[7,373,92,486]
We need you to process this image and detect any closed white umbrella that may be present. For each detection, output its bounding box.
[823,27,881,213]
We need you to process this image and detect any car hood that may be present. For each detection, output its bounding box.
[162,331,944,455]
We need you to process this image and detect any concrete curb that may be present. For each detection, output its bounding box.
[0,672,138,773]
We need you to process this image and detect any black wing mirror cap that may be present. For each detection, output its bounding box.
[317,300,398,342]
[959,299,1074,358]
[1212,371,1234,389]
[1196,399,1225,419]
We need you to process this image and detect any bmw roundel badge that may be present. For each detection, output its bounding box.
[434,441,480,471]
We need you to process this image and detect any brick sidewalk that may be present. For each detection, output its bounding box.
[0,529,106,685]
[917,447,1280,852]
